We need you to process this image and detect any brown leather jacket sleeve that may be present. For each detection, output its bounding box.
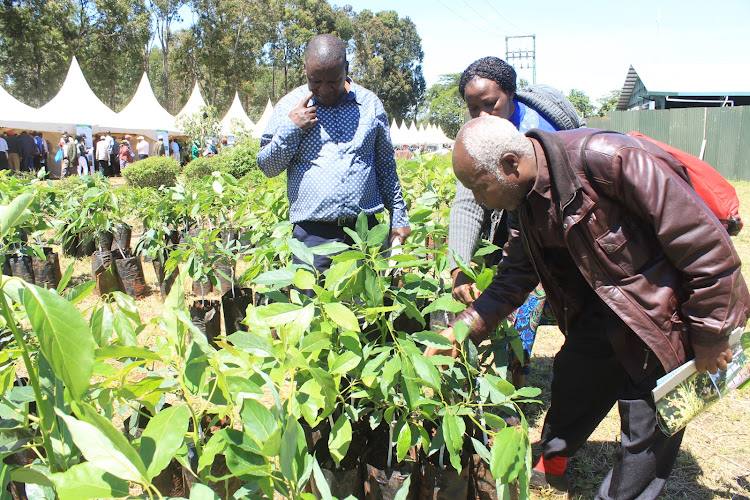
[458,209,540,343]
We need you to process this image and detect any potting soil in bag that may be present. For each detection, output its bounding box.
[115,254,150,298]
[190,300,221,346]
[8,254,34,283]
[32,248,62,289]
[221,288,253,334]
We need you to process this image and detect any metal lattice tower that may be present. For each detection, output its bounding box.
[505,35,536,85]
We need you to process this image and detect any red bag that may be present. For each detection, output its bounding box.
[627,131,743,236]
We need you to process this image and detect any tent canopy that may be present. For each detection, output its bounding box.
[113,73,181,137]
[220,92,255,136]
[251,99,274,139]
[36,56,118,133]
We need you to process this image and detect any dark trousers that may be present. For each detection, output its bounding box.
[110,153,120,175]
[21,155,34,172]
[98,159,111,177]
[0,152,7,170]
[291,215,379,275]
[540,325,684,499]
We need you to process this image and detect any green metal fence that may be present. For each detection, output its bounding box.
[585,107,750,180]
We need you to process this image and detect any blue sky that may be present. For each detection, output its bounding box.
[333,0,750,102]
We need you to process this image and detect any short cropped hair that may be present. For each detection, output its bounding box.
[456,116,533,176]
[458,56,517,99]
[305,34,347,68]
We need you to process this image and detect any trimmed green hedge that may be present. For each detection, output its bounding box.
[182,156,221,181]
[215,140,260,179]
[122,156,180,189]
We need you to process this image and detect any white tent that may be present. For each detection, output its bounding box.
[0,85,44,131]
[176,82,207,121]
[433,125,454,145]
[390,118,404,146]
[220,92,255,137]
[36,56,119,134]
[251,99,274,139]
[113,73,181,138]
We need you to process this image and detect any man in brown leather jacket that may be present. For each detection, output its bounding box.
[427,116,750,498]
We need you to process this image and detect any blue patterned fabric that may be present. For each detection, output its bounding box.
[257,79,409,228]
[507,284,555,374]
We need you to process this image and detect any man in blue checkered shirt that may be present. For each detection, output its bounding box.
[258,34,410,275]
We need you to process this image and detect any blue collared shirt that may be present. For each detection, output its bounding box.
[258,79,409,228]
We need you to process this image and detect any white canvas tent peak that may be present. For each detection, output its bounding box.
[176,82,207,120]
[114,72,180,137]
[251,99,274,139]
[220,92,255,137]
[36,56,118,133]
[0,84,43,131]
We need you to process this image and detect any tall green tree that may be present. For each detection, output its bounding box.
[189,0,267,113]
[264,0,353,98]
[568,89,595,118]
[597,90,621,117]
[350,9,425,123]
[421,73,463,139]
[83,0,151,110]
[149,0,185,112]
[0,0,80,106]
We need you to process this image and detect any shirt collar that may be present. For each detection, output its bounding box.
[528,137,553,203]
[311,77,360,107]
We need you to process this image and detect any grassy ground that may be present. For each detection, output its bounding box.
[30,179,750,499]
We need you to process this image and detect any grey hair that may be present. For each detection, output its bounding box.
[456,116,533,177]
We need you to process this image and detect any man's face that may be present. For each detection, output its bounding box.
[464,78,514,120]
[453,140,525,212]
[305,59,348,107]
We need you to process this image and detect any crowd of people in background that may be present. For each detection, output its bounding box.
[0,130,51,173]
[0,129,190,179]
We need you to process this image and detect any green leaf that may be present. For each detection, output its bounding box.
[475,268,496,291]
[287,237,316,268]
[113,310,137,346]
[190,483,221,500]
[330,351,362,375]
[293,268,317,291]
[90,304,114,347]
[393,474,412,500]
[442,413,466,471]
[490,426,526,483]
[323,302,360,332]
[56,410,147,483]
[240,398,281,457]
[63,281,96,305]
[328,414,353,465]
[94,345,162,361]
[396,421,411,463]
[411,331,455,350]
[140,405,190,480]
[299,331,331,354]
[9,467,53,487]
[279,418,309,488]
[312,459,334,500]
[0,192,34,239]
[453,319,469,344]
[408,351,442,391]
[422,294,467,315]
[57,261,76,294]
[513,387,541,398]
[23,284,94,401]
[50,462,129,500]
[226,330,275,357]
[470,437,492,464]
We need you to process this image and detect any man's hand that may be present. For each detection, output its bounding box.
[695,346,733,374]
[389,226,411,245]
[452,268,480,305]
[289,91,317,130]
[423,327,459,358]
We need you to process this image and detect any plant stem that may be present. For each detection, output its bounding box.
[0,283,58,471]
